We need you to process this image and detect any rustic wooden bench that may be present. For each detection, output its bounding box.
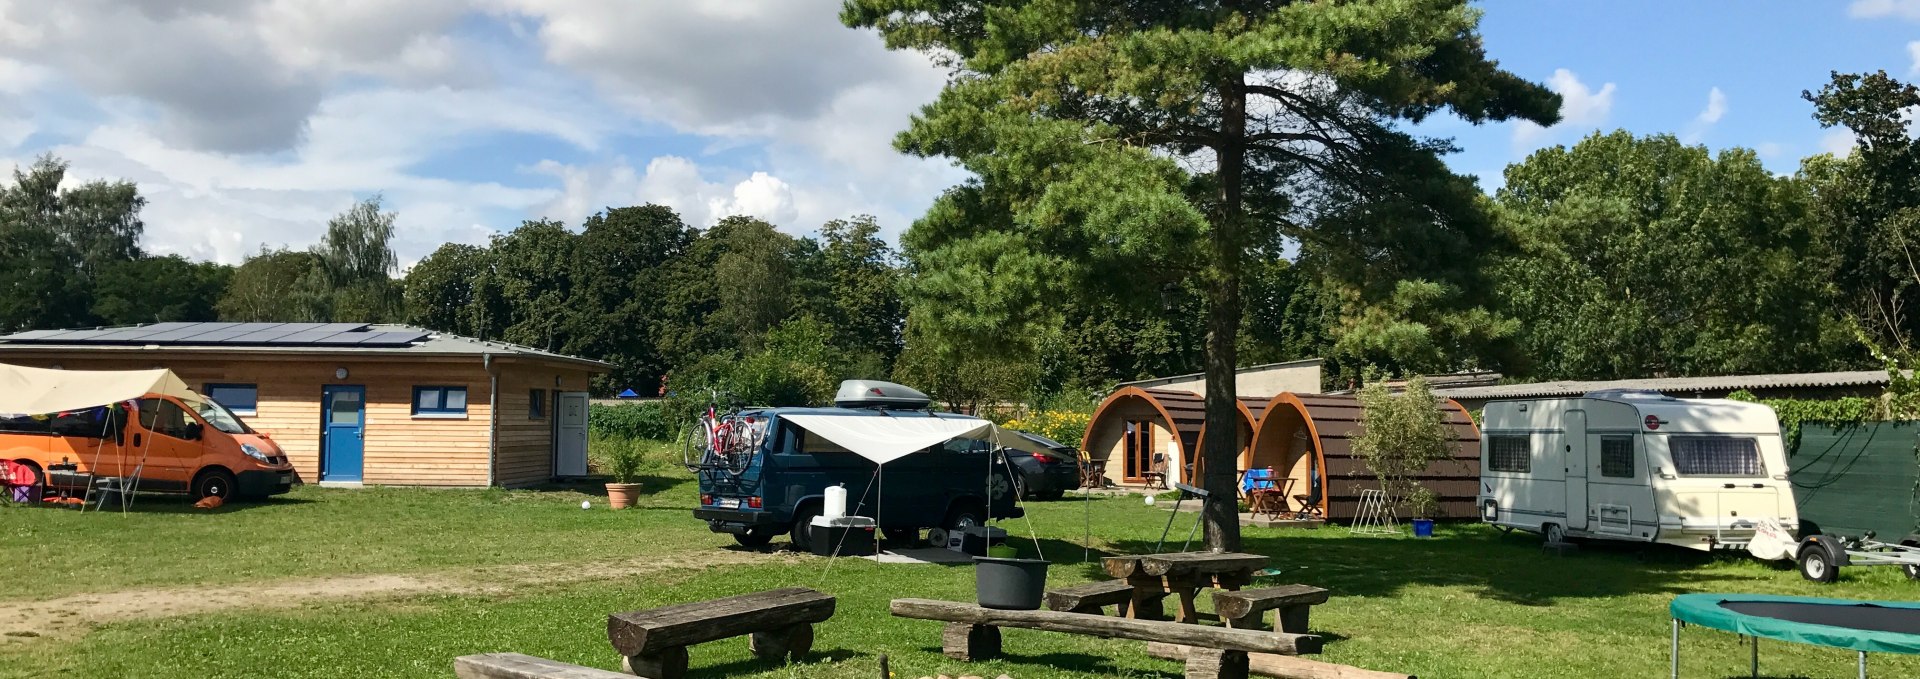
[1213,585,1329,633]
[606,587,835,679]
[454,653,631,679]
[892,598,1321,679]
[1045,579,1157,617]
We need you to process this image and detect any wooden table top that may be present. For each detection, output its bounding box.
[1102,551,1269,579]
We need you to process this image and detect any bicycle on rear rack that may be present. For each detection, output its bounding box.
[679,391,767,476]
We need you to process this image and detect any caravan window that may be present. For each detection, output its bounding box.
[1600,436,1635,478]
[1486,435,1531,473]
[1669,436,1763,477]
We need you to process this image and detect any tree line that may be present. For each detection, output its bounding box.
[4,74,1919,405]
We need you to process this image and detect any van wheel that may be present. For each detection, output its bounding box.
[1543,523,1567,545]
[789,504,821,552]
[192,469,236,501]
[944,501,985,532]
[1798,546,1838,583]
[733,528,776,549]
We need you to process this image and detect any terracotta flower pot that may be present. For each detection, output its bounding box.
[606,482,643,509]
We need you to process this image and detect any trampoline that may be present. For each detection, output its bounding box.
[1669,593,1920,678]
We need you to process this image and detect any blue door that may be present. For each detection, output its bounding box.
[321,385,365,482]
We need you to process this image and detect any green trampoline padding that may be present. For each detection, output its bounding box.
[1671,594,1920,655]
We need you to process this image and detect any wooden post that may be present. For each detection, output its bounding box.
[1278,605,1310,634]
[1147,642,1416,679]
[748,623,813,661]
[620,646,689,679]
[941,622,1002,661]
[1186,647,1251,679]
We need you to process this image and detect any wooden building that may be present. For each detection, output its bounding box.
[1082,387,1483,520]
[0,323,609,488]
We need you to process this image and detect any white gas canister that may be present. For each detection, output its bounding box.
[823,484,848,519]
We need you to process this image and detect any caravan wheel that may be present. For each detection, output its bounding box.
[1543,523,1567,545]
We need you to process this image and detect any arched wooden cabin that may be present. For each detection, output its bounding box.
[1083,389,1482,521]
[1080,387,1263,488]
[1244,393,1481,521]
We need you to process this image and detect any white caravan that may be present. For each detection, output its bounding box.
[1477,390,1798,551]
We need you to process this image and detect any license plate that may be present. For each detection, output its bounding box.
[277,474,292,485]
[714,498,740,509]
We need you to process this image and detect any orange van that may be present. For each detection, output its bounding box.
[1,393,295,500]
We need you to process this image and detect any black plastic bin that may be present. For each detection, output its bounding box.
[974,556,1049,610]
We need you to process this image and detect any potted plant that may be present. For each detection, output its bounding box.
[601,437,646,509]
[1407,486,1439,538]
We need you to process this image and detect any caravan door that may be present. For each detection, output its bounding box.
[1564,410,1589,531]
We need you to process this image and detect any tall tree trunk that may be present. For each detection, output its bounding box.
[1202,75,1247,553]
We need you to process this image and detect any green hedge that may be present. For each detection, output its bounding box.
[589,401,674,441]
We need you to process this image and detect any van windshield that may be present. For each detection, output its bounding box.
[184,397,253,435]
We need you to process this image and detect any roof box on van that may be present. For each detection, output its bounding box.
[834,380,932,410]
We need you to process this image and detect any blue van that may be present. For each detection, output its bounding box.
[692,383,1023,550]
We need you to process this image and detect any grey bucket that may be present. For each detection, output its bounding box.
[973,556,1050,610]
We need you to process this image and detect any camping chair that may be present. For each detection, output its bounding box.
[1292,470,1324,520]
[1240,468,1290,520]
[1144,453,1169,490]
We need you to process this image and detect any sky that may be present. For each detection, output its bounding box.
[0,1,1914,267]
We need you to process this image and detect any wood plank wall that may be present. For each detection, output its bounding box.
[0,352,598,488]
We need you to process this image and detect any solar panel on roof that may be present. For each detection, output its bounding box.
[221,327,311,344]
[40,329,117,342]
[138,322,233,342]
[354,331,429,346]
[308,333,375,345]
[177,327,256,343]
[90,323,196,342]
[0,330,66,341]
[272,330,355,344]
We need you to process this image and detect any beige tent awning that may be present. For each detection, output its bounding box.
[780,413,1052,464]
[0,363,197,415]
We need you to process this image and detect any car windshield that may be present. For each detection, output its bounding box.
[184,396,253,435]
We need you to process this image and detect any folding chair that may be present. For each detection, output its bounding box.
[1240,467,1288,520]
[1144,453,1169,490]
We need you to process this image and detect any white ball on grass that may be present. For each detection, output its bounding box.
[581,500,592,510]
[1144,495,1156,506]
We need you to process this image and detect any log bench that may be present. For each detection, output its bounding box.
[1213,585,1328,633]
[606,587,835,679]
[892,598,1322,679]
[1145,643,1415,679]
[1044,579,1159,617]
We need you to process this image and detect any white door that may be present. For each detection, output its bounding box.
[555,392,589,477]
[1564,410,1589,530]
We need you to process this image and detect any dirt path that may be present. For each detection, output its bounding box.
[0,548,796,643]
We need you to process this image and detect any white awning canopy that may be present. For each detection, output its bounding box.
[780,414,1052,464]
[0,363,197,415]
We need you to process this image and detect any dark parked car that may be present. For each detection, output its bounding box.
[1003,431,1082,501]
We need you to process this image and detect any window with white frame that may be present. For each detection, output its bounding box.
[1486,435,1531,473]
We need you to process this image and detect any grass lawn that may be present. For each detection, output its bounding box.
[3,471,1918,679]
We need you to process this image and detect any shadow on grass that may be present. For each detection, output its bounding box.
[689,648,866,678]
[1092,527,1728,607]
[13,492,320,515]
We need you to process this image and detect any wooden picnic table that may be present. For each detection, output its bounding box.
[1102,551,1269,624]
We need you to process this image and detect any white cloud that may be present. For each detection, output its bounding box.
[1697,87,1727,124]
[1512,69,1617,148]
[1908,41,1920,74]
[1754,141,1785,158]
[1821,129,1859,157]
[0,0,965,262]
[1851,0,1920,21]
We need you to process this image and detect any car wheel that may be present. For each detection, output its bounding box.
[733,528,776,549]
[1798,545,1838,583]
[192,469,236,501]
[789,504,821,552]
[1543,523,1566,545]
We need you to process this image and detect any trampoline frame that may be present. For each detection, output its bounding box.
[1669,593,1920,678]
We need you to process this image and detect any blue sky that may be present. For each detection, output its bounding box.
[0,1,1912,265]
